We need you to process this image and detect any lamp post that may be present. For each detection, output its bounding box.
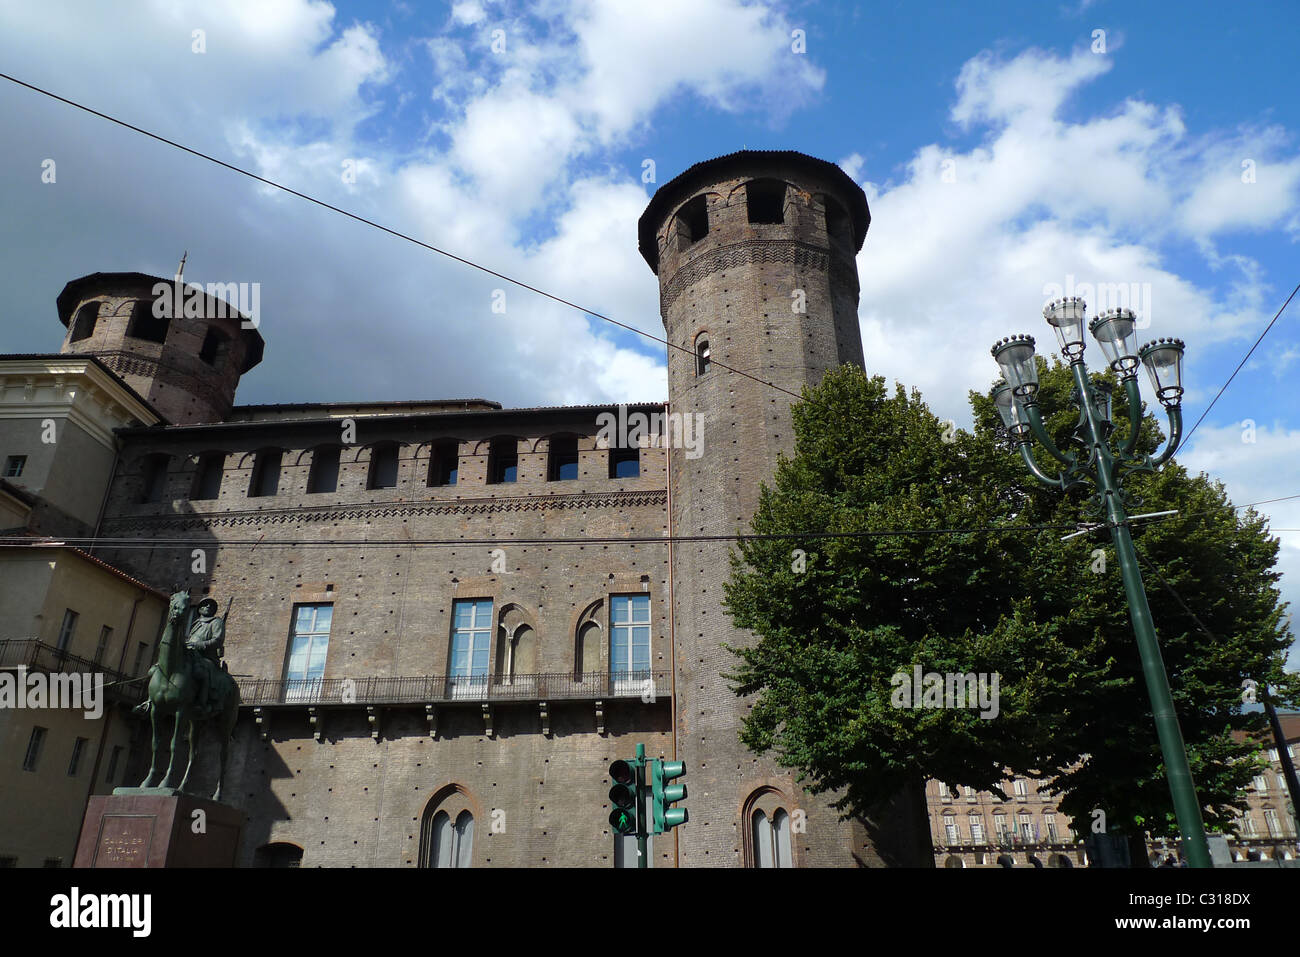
[990,296,1212,869]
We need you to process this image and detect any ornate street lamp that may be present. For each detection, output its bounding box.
[990,297,1211,868]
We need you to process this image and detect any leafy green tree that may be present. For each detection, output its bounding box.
[724,361,1295,855]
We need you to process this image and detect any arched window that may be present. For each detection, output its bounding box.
[744,788,794,868]
[70,302,101,343]
[746,179,786,224]
[253,842,303,868]
[695,336,711,376]
[675,195,708,250]
[751,808,793,868]
[419,786,480,867]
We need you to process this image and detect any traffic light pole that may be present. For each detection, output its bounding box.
[635,742,648,869]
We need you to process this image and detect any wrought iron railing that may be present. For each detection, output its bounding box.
[0,638,146,705]
[235,669,671,707]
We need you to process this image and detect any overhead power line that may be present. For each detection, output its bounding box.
[1182,280,1300,448]
[0,70,804,402]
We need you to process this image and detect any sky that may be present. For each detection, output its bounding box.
[0,0,1296,665]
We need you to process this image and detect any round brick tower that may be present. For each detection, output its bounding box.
[56,271,264,424]
[639,150,928,866]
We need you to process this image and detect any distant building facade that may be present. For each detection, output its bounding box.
[926,714,1300,867]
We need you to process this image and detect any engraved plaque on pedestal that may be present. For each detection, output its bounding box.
[76,792,244,868]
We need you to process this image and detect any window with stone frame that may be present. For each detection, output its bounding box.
[419,788,477,868]
[744,790,794,868]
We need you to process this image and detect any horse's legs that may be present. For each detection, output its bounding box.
[213,709,232,802]
[140,704,160,787]
[178,715,198,792]
[160,707,185,788]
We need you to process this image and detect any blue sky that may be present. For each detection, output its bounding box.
[1,0,1296,662]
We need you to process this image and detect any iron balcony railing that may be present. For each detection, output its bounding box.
[0,638,146,705]
[236,669,672,707]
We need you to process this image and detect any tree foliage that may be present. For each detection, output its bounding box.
[724,362,1296,838]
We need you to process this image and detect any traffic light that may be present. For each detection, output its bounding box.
[608,759,639,835]
[650,759,687,833]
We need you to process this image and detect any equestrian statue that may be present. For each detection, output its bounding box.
[133,589,241,801]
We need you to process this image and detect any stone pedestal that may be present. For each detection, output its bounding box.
[75,790,244,867]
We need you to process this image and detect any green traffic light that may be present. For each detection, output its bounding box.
[650,759,688,834]
[608,759,639,835]
[609,807,636,834]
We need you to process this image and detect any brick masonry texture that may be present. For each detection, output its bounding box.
[80,151,931,867]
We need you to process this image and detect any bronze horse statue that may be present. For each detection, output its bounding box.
[135,590,240,800]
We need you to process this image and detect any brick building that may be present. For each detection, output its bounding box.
[6,150,933,867]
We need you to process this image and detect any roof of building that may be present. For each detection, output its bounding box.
[0,352,165,423]
[0,538,168,598]
[115,399,671,436]
[55,271,266,371]
[0,478,38,508]
[637,149,872,272]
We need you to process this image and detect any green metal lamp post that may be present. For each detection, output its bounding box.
[990,296,1212,869]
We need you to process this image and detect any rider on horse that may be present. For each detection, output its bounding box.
[187,597,227,715]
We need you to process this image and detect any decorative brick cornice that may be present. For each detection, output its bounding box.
[102,488,668,531]
[661,239,830,312]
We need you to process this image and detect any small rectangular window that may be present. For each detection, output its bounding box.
[193,454,224,501]
[428,441,459,487]
[199,328,228,366]
[105,745,123,784]
[368,444,400,489]
[488,442,517,484]
[93,626,113,665]
[140,454,169,503]
[249,450,282,498]
[133,642,150,676]
[3,455,27,478]
[307,447,340,494]
[68,737,88,776]
[548,437,578,481]
[22,726,47,771]
[56,610,78,653]
[126,300,168,344]
[746,180,786,224]
[676,195,708,249]
[610,448,639,479]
